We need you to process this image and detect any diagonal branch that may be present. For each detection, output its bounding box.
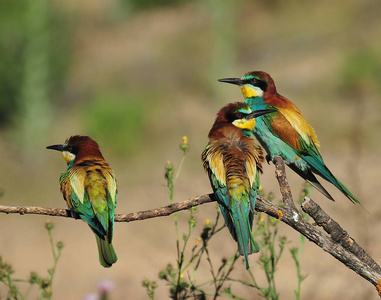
[301,197,381,277]
[269,156,381,293]
[302,197,381,273]
[272,156,297,210]
[0,157,380,296]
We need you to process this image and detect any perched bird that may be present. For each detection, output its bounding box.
[218,71,360,204]
[202,102,274,269]
[47,135,118,267]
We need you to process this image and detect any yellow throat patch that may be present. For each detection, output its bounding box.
[62,151,76,164]
[240,85,264,98]
[232,118,256,131]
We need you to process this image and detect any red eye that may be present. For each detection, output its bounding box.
[236,112,243,119]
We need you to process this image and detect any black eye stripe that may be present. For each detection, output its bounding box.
[244,77,268,92]
[63,144,79,155]
[227,111,250,123]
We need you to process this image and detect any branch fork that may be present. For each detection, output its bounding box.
[0,156,380,296]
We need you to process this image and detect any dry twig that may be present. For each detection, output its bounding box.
[0,156,380,295]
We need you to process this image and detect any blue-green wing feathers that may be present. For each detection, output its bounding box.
[202,136,262,269]
[60,162,118,267]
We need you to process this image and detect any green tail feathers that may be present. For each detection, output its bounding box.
[95,235,117,268]
[331,176,360,204]
[301,155,360,204]
[231,202,259,270]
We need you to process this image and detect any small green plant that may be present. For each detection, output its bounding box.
[143,138,308,299]
[250,209,287,300]
[142,279,157,300]
[291,182,311,300]
[152,208,238,300]
[0,222,63,299]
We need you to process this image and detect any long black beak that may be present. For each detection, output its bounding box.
[218,77,243,86]
[46,144,64,152]
[248,109,276,119]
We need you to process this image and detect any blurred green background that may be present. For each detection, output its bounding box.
[1,0,381,299]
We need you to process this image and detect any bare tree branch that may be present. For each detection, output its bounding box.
[0,195,215,222]
[272,156,297,210]
[301,198,381,282]
[115,194,214,222]
[270,156,381,291]
[0,195,280,222]
[302,197,381,273]
[0,157,380,296]
[0,205,71,218]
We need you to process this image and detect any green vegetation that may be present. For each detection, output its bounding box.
[0,223,63,300]
[82,91,152,155]
[0,1,379,298]
[0,0,71,129]
[143,138,308,299]
[120,0,191,12]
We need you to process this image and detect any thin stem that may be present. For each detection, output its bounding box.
[174,152,186,183]
[48,247,62,300]
[4,274,25,300]
[206,247,217,292]
[249,269,259,288]
[48,228,57,260]
[213,253,240,299]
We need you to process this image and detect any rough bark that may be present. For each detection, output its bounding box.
[1,156,380,295]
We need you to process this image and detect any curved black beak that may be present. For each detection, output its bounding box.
[218,77,243,86]
[46,144,64,152]
[248,109,276,119]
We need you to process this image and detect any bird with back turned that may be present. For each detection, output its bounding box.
[202,102,274,269]
[47,135,118,268]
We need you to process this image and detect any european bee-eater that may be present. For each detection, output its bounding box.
[218,71,360,204]
[202,102,274,269]
[47,135,118,267]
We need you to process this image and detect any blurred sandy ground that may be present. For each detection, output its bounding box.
[1,0,381,299]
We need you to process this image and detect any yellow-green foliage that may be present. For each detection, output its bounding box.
[82,91,152,155]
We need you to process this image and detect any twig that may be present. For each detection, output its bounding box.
[270,156,381,292]
[0,195,215,222]
[0,158,380,295]
[116,194,214,222]
[0,205,71,218]
[0,195,280,222]
[302,197,381,274]
[273,156,297,210]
